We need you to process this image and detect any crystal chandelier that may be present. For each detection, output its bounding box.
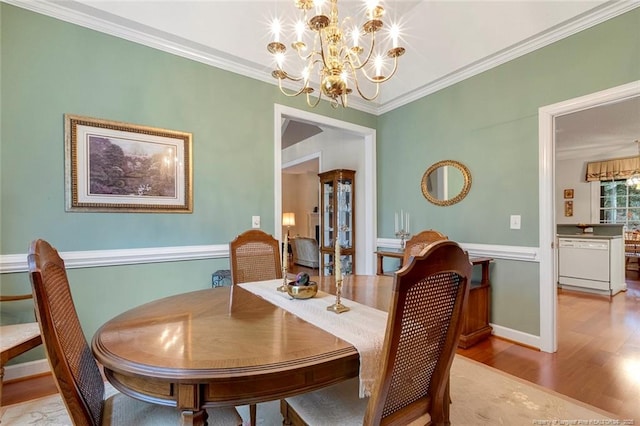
[267,0,405,108]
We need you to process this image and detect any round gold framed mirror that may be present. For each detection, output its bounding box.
[421,160,472,206]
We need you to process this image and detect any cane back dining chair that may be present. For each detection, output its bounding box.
[27,239,242,426]
[402,229,448,265]
[228,229,282,426]
[281,240,472,426]
[229,229,283,285]
[0,293,42,405]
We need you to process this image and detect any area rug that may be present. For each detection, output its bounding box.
[1,356,616,425]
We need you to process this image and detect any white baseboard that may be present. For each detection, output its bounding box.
[490,323,541,349]
[4,359,50,382]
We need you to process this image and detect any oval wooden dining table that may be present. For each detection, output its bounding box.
[91,275,393,425]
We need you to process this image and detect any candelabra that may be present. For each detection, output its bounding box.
[396,230,410,249]
[394,210,410,248]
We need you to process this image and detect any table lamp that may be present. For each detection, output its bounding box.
[283,212,296,236]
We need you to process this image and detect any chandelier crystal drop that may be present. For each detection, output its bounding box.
[267,0,405,108]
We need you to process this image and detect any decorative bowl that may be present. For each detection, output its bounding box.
[286,281,318,299]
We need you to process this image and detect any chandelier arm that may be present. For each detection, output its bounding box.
[281,72,307,83]
[294,48,318,62]
[352,53,400,85]
[355,66,378,84]
[372,56,401,84]
[305,90,323,108]
[277,78,313,98]
[351,32,378,71]
[347,63,380,101]
[353,78,380,101]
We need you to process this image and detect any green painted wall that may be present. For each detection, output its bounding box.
[0,4,374,363]
[0,4,375,254]
[377,9,640,334]
[1,4,639,366]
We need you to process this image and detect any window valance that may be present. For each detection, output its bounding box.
[585,156,640,182]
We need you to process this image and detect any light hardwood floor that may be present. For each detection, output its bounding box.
[3,267,639,422]
[458,271,640,421]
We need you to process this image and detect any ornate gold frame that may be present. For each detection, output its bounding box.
[421,160,472,206]
[64,114,193,213]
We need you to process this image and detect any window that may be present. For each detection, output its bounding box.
[600,180,640,227]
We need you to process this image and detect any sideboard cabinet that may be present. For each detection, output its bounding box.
[319,169,355,276]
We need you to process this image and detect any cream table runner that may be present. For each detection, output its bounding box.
[239,279,388,398]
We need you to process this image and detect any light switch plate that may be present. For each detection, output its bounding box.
[252,216,260,228]
[510,215,521,230]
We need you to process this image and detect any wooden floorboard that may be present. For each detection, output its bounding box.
[3,267,639,422]
[457,272,640,421]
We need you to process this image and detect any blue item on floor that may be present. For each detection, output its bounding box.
[212,269,232,287]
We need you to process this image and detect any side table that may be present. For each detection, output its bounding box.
[458,257,493,349]
[375,249,493,348]
[374,250,404,275]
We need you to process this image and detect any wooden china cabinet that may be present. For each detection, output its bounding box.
[318,169,355,276]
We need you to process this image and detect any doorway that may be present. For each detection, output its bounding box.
[539,80,640,353]
[282,155,320,240]
[273,104,378,275]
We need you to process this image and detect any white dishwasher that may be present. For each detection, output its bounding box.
[558,238,610,291]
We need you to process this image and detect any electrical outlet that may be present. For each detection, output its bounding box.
[252,216,260,228]
[510,215,521,230]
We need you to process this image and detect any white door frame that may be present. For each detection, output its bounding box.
[274,104,378,274]
[538,80,640,353]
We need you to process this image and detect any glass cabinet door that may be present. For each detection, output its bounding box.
[336,178,353,249]
[318,169,356,276]
[322,180,334,250]
[322,253,354,276]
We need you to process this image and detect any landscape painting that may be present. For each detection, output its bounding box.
[65,115,192,212]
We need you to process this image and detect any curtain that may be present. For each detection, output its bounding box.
[585,156,640,181]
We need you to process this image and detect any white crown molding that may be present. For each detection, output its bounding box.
[4,0,638,116]
[1,0,272,83]
[377,1,640,115]
[377,238,540,263]
[0,244,228,274]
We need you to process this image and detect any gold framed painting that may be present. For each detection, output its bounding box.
[65,114,193,213]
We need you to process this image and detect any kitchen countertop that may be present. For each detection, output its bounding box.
[557,223,624,238]
[557,234,622,239]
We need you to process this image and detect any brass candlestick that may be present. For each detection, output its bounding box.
[327,274,350,314]
[277,265,288,292]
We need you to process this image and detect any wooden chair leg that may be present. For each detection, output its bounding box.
[250,403,256,426]
[279,399,293,426]
[0,364,4,407]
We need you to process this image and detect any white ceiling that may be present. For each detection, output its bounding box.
[555,96,640,160]
[7,0,639,152]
